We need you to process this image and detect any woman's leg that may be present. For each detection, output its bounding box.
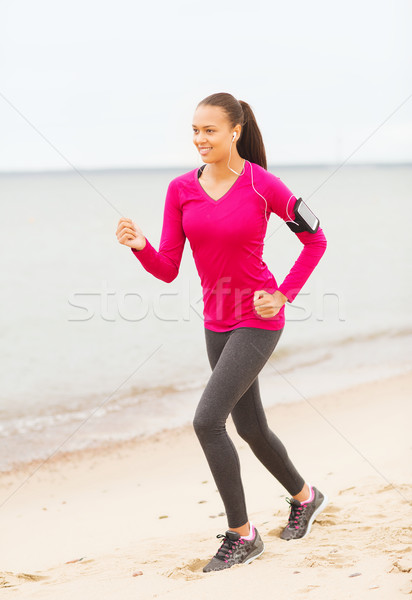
[231,373,305,496]
[193,326,287,529]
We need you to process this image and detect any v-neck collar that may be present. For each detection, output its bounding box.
[194,161,248,204]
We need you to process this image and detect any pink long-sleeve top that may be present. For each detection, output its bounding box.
[131,160,327,332]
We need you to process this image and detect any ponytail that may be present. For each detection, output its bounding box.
[197,93,267,170]
[237,100,267,170]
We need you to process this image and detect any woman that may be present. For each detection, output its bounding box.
[116,92,328,573]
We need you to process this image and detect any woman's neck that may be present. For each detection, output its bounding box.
[204,153,245,181]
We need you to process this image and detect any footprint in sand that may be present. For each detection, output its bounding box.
[377,483,412,495]
[324,504,342,513]
[164,558,206,580]
[184,558,206,572]
[301,555,355,569]
[315,513,340,527]
[389,560,412,574]
[267,527,283,537]
[0,571,48,589]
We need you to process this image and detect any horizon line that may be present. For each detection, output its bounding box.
[0,160,411,176]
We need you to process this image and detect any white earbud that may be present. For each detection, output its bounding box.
[232,132,236,140]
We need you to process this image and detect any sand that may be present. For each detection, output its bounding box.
[0,369,411,599]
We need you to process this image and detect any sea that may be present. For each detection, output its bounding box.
[1,163,411,473]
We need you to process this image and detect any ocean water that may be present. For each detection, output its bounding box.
[1,164,411,472]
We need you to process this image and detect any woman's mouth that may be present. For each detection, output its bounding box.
[199,147,212,155]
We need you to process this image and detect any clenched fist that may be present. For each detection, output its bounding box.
[116,218,146,251]
[253,290,288,319]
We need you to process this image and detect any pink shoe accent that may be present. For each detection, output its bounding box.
[301,485,315,505]
[240,523,255,541]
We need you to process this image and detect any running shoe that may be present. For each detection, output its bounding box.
[203,524,264,572]
[280,486,328,540]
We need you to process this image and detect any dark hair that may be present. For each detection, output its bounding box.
[197,92,267,170]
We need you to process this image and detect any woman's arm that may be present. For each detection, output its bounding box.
[277,226,327,303]
[264,171,327,303]
[130,179,186,283]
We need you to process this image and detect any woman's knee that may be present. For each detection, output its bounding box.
[192,411,206,437]
[234,422,263,445]
[193,408,213,438]
[193,406,225,441]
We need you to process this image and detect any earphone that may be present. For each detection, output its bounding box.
[248,162,296,226]
[227,155,296,226]
[227,131,296,226]
[247,160,270,224]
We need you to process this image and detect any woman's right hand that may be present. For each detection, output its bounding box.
[116,218,147,250]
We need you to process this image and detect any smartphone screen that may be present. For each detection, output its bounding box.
[297,200,319,231]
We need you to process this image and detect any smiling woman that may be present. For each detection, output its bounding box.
[191,99,264,202]
[192,93,266,173]
[116,91,328,574]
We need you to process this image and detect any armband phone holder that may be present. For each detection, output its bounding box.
[286,197,320,234]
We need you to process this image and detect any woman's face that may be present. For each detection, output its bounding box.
[192,104,239,163]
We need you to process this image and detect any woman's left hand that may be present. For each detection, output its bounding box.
[253,290,288,319]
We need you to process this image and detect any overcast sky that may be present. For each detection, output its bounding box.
[1,0,411,171]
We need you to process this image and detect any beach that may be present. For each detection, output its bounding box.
[1,4,411,596]
[1,369,411,599]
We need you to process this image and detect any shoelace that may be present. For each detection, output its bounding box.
[285,498,307,530]
[214,534,245,563]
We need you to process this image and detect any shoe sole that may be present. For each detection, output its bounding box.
[299,493,329,540]
[242,542,265,565]
[202,546,265,573]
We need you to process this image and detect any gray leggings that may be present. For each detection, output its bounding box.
[193,326,305,529]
